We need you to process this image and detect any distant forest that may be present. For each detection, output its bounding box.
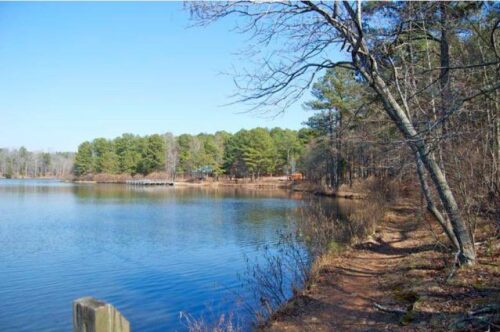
[0,68,447,185]
[71,68,403,184]
[0,148,74,178]
[72,128,308,180]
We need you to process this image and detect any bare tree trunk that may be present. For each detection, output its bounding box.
[327,109,336,189]
[367,70,476,265]
[476,35,500,193]
[496,114,500,189]
[336,112,343,188]
[415,151,460,250]
[439,2,452,148]
[436,2,454,182]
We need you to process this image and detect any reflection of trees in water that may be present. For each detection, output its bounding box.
[71,184,305,203]
[295,199,367,259]
[0,179,73,195]
[317,198,361,222]
[1,180,358,330]
[69,184,306,255]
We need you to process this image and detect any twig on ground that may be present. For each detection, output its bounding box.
[373,302,407,314]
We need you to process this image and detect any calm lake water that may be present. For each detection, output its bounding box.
[0,179,318,331]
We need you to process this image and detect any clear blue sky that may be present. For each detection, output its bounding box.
[0,2,315,152]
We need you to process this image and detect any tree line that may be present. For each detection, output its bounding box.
[73,128,309,179]
[72,100,406,186]
[0,147,74,178]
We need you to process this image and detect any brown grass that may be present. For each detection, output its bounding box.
[264,178,499,331]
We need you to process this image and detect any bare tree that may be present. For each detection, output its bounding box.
[164,132,179,180]
[190,1,500,265]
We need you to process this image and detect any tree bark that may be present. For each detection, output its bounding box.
[349,16,472,267]
[366,69,476,265]
[438,2,451,177]
[415,151,460,250]
[336,112,343,188]
[328,109,336,189]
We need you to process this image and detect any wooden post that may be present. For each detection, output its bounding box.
[73,297,130,332]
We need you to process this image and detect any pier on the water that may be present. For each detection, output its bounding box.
[125,179,174,186]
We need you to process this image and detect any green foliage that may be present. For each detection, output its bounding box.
[73,141,93,176]
[73,128,305,178]
[73,135,159,176]
[307,68,362,114]
[223,129,247,177]
[271,127,303,174]
[176,134,195,174]
[243,128,276,176]
[297,127,317,145]
[300,67,373,187]
[139,134,166,174]
[304,68,367,137]
[92,138,119,174]
[114,134,142,174]
[223,128,285,178]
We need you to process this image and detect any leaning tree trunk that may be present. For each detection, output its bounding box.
[364,67,476,265]
[415,151,460,250]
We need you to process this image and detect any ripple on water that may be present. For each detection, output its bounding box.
[0,180,305,331]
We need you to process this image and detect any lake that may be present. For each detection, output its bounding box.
[0,179,317,331]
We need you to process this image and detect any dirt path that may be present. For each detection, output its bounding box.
[264,204,427,331]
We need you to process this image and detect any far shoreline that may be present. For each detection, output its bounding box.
[71,175,366,199]
[1,175,366,200]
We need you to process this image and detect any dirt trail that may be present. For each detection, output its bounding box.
[265,204,425,331]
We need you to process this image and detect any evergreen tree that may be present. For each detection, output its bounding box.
[92,138,119,174]
[245,128,276,177]
[74,141,93,176]
[139,134,165,174]
[114,134,142,174]
[270,128,303,175]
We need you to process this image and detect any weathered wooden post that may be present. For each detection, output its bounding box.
[73,297,130,332]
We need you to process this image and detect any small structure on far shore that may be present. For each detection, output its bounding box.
[288,172,303,181]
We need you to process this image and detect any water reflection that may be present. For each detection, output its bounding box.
[0,179,313,332]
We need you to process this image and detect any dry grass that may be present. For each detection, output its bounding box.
[180,311,242,332]
[376,214,500,330]
[265,176,499,331]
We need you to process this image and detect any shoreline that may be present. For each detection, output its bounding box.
[261,200,499,331]
[71,176,366,199]
[72,179,293,190]
[3,176,367,199]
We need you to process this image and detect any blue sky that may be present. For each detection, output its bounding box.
[0,2,316,152]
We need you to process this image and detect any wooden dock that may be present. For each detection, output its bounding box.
[125,180,174,186]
